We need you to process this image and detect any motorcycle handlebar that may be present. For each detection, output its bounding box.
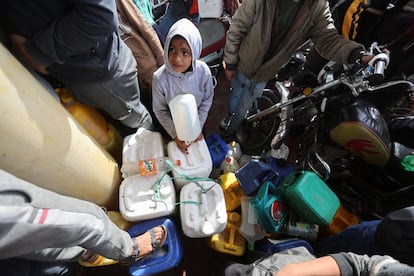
[246,43,412,123]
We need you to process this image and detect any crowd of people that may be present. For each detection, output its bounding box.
[0,0,413,275]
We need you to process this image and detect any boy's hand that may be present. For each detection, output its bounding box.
[194,133,203,142]
[174,137,189,154]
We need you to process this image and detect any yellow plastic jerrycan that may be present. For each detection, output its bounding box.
[209,212,246,256]
[57,88,122,164]
[59,88,110,145]
[219,172,245,211]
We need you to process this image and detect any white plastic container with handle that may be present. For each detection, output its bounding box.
[168,94,201,143]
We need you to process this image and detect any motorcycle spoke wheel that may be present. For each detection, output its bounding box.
[236,89,281,155]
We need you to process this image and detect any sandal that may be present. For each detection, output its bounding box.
[79,225,167,267]
[133,225,167,263]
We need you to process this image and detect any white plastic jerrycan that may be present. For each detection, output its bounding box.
[168,94,201,143]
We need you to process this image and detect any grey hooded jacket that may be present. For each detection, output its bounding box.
[152,18,214,139]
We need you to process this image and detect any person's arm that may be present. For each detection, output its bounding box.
[24,0,118,68]
[276,252,414,276]
[0,169,166,263]
[309,1,365,64]
[0,169,132,261]
[223,0,257,71]
[8,34,48,75]
[275,256,341,276]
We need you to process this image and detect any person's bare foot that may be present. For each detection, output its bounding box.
[135,226,166,258]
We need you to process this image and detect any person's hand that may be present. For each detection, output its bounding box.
[361,48,390,64]
[225,69,235,81]
[174,137,189,154]
[8,33,48,75]
[194,133,203,142]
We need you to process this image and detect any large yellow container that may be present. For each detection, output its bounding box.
[0,43,121,209]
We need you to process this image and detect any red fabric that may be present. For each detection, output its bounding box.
[189,0,199,15]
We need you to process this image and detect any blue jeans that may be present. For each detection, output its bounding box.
[153,0,200,46]
[227,70,267,134]
[314,220,382,256]
[0,258,80,276]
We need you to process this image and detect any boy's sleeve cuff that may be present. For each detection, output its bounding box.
[223,61,237,71]
[347,47,365,64]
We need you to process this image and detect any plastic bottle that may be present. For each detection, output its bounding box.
[227,140,242,161]
[220,156,240,173]
[279,215,319,242]
[239,196,265,251]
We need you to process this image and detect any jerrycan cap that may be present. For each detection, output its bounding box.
[401,155,414,172]
[202,220,215,235]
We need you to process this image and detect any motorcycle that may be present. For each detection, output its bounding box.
[309,0,414,80]
[236,42,414,218]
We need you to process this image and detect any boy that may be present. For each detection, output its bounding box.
[152,18,214,154]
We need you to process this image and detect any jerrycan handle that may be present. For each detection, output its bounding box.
[256,167,279,187]
[281,171,301,190]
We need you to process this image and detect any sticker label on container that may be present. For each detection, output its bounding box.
[270,201,287,225]
[139,159,157,175]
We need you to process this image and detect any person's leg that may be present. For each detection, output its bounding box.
[314,220,382,256]
[226,71,267,134]
[228,70,247,114]
[69,43,153,130]
[153,3,177,46]
[219,70,245,131]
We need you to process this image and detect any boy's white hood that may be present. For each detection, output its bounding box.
[164,18,202,74]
